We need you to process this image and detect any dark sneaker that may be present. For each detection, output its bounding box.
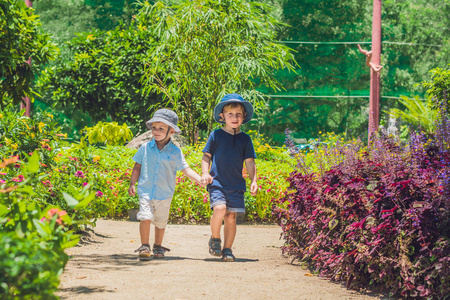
[153,244,170,259]
[208,237,222,257]
[221,248,235,262]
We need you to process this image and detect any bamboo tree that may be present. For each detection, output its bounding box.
[138,0,296,144]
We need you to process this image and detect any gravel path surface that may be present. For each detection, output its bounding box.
[57,219,385,300]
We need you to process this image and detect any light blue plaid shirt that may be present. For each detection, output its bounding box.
[132,139,189,200]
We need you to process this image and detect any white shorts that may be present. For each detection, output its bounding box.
[136,197,172,228]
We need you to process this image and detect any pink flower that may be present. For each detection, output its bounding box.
[74,171,85,178]
[44,208,67,225]
[96,191,104,197]
[12,175,24,182]
[0,179,5,184]
[82,182,88,186]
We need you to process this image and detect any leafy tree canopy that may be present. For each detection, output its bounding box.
[0,0,58,108]
[36,23,161,131]
[422,65,450,110]
[138,0,297,144]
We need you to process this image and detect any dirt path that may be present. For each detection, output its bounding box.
[57,220,384,300]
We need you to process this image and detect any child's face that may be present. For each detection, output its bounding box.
[220,106,245,129]
[151,121,174,141]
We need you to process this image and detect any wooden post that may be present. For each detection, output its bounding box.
[369,0,382,142]
[21,0,33,117]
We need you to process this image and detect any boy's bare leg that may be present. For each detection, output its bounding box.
[223,211,237,249]
[139,220,151,245]
[154,227,165,245]
[210,205,227,238]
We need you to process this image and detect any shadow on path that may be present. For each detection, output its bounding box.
[58,286,116,299]
[76,229,112,246]
[70,253,259,271]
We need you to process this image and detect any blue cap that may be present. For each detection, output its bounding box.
[213,93,254,124]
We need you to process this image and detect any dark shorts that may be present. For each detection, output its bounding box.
[209,186,245,213]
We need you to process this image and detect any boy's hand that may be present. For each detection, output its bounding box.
[128,185,136,196]
[250,181,258,196]
[201,173,213,186]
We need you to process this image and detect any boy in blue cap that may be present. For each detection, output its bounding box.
[129,108,203,261]
[201,93,258,262]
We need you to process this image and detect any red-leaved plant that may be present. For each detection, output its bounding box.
[274,116,450,298]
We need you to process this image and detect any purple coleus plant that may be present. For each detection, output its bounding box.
[274,123,450,298]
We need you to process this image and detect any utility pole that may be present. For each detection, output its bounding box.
[369,0,382,141]
[21,0,33,117]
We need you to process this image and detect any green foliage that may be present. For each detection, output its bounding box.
[82,121,133,146]
[36,24,161,129]
[0,153,80,299]
[0,0,58,107]
[0,105,66,167]
[388,95,438,134]
[33,0,140,63]
[33,0,97,46]
[138,0,297,144]
[85,0,139,31]
[422,65,450,109]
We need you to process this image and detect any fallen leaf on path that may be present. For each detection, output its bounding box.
[131,240,135,243]
[76,276,87,279]
[304,273,314,276]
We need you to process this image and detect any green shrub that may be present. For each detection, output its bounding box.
[0,153,81,299]
[81,121,133,146]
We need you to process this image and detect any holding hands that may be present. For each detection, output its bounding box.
[201,172,213,186]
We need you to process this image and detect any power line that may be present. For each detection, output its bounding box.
[278,41,443,47]
[279,41,371,45]
[265,95,426,100]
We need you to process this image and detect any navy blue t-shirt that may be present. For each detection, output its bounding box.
[203,129,256,191]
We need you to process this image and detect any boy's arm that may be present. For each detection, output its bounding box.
[244,158,258,196]
[201,153,213,185]
[128,162,141,196]
[181,167,202,185]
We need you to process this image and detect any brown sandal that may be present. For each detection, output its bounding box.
[134,244,151,261]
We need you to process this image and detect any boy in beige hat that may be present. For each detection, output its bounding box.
[129,109,203,260]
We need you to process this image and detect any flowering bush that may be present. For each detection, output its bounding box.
[0,153,81,298]
[1,104,293,226]
[274,126,450,298]
[0,105,66,167]
[43,145,136,225]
